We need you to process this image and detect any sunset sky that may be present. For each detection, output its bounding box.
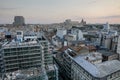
[0,0,120,24]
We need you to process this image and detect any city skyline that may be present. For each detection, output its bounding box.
[0,0,120,24]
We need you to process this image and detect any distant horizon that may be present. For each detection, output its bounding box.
[0,0,120,24]
[0,17,120,24]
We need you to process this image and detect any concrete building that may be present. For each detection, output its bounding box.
[71,28,84,40]
[98,23,118,50]
[0,27,8,39]
[0,33,58,80]
[64,34,76,41]
[99,50,118,61]
[56,28,67,39]
[100,31,118,50]
[103,22,110,31]
[16,31,24,42]
[24,32,37,41]
[111,36,118,52]
[54,48,120,80]
[13,16,25,26]
[117,36,120,59]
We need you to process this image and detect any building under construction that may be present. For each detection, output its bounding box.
[0,33,58,80]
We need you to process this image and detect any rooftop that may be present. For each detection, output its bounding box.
[98,50,117,56]
[2,36,47,48]
[74,55,120,78]
[79,52,102,63]
[2,40,39,48]
[4,67,43,80]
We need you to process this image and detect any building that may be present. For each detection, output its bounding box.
[2,67,48,80]
[0,32,58,80]
[71,28,84,40]
[64,34,77,41]
[98,23,118,50]
[117,36,120,60]
[99,50,118,61]
[80,19,86,25]
[103,22,110,31]
[13,16,25,26]
[16,30,24,42]
[54,48,120,80]
[56,28,67,39]
[0,27,8,39]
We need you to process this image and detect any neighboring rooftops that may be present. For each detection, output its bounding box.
[98,50,117,56]
[74,55,120,78]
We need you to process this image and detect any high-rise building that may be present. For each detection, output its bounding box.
[13,16,25,26]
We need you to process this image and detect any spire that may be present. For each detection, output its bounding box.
[81,19,84,22]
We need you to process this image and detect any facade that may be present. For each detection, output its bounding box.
[103,22,110,31]
[0,27,8,39]
[1,37,51,72]
[111,36,118,52]
[54,48,120,80]
[0,34,57,80]
[16,30,24,42]
[56,28,67,39]
[64,34,77,41]
[46,64,58,80]
[13,16,25,26]
[71,28,84,40]
[99,25,118,50]
[117,36,120,59]
[99,50,118,61]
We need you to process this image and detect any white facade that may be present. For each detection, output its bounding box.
[56,28,67,39]
[16,31,23,42]
[117,36,120,56]
[99,25,118,49]
[24,35,37,41]
[103,22,110,30]
[71,28,83,40]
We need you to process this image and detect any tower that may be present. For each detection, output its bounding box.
[13,16,25,26]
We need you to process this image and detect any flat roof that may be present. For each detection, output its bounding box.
[98,50,117,56]
[74,56,120,78]
[95,60,120,77]
[80,52,102,62]
[2,40,39,48]
[4,67,43,80]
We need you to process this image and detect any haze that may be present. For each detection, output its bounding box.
[0,0,120,24]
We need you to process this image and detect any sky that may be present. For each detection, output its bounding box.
[0,0,120,24]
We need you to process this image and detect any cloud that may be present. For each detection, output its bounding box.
[0,7,20,10]
[88,0,98,4]
[98,15,120,19]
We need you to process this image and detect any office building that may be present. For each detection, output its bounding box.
[0,32,58,80]
[13,16,25,26]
